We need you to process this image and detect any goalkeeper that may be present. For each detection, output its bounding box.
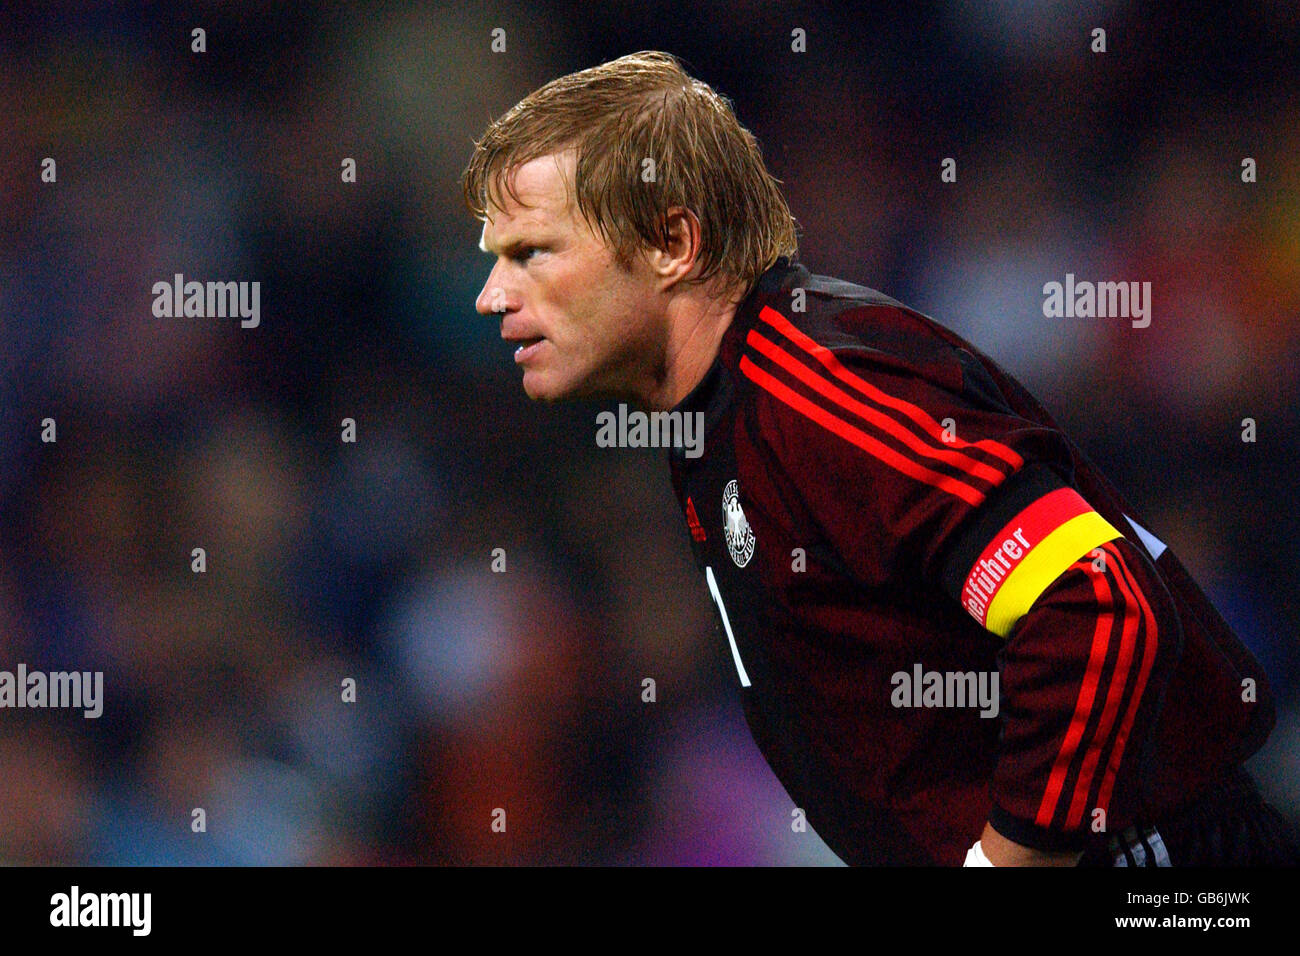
[462,50,1299,866]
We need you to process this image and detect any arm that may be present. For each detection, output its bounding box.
[953,530,1183,860]
[748,307,1182,861]
[945,520,1184,864]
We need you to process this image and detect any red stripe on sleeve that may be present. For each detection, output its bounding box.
[758,306,1023,469]
[740,355,987,507]
[747,329,1007,486]
[1092,543,1160,816]
[1064,547,1144,827]
[1035,558,1113,828]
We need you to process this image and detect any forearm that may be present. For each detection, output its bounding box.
[981,537,1181,854]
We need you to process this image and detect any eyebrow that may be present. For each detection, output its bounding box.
[479,235,520,257]
[479,226,519,257]
[479,224,552,257]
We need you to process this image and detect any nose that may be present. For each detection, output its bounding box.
[475,265,512,317]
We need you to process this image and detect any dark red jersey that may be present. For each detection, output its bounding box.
[666,256,1275,865]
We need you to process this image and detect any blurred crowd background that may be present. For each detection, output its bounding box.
[1,0,1297,864]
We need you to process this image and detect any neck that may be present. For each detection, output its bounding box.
[640,292,741,411]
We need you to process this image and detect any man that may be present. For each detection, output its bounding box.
[461,51,1298,865]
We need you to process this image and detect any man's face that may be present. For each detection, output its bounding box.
[475,151,666,403]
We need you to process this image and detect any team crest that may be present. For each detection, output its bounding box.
[722,479,755,568]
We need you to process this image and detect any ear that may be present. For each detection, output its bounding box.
[647,206,702,285]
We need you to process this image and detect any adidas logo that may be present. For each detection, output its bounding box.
[685,496,707,542]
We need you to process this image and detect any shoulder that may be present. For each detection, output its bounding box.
[737,262,973,401]
[725,264,1065,524]
[731,266,977,462]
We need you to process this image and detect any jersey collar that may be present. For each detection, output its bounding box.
[668,256,803,444]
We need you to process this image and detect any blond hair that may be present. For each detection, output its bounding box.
[462,50,799,295]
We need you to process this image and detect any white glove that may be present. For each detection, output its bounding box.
[963,840,995,866]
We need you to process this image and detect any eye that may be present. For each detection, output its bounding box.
[512,246,543,263]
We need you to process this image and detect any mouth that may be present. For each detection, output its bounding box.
[507,336,545,364]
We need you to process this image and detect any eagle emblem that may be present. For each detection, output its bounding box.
[722,479,755,568]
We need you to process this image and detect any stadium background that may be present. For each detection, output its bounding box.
[1,1,1297,864]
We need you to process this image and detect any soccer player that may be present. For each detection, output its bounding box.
[461,51,1299,865]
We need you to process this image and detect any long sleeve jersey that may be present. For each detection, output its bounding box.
[666,256,1275,865]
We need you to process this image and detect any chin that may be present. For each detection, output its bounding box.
[523,367,608,404]
[521,370,570,404]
